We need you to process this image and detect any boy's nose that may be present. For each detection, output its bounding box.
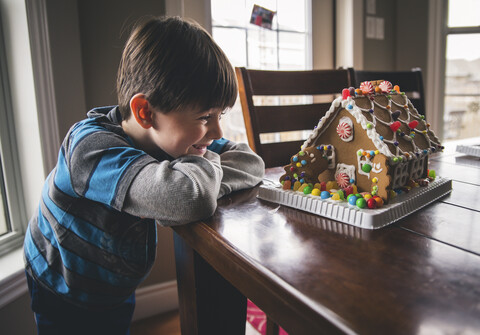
[208,118,223,140]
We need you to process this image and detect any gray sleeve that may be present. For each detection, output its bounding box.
[217,142,265,199]
[122,151,223,226]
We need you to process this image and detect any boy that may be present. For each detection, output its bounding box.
[24,16,264,334]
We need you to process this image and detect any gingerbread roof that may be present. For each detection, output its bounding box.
[302,80,442,165]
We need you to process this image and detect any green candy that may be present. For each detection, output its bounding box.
[356,198,367,209]
[362,164,372,173]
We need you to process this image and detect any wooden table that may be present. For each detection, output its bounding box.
[172,141,480,335]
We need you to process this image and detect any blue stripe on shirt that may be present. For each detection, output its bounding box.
[84,147,146,206]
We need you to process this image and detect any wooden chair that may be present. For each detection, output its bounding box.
[235,67,353,168]
[350,67,426,117]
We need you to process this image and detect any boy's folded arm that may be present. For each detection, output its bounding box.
[122,151,223,226]
[216,142,265,198]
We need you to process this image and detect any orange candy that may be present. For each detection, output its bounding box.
[373,196,384,207]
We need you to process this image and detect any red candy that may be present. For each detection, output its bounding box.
[342,88,350,100]
[320,181,327,191]
[390,121,401,132]
[367,198,377,209]
[408,120,419,129]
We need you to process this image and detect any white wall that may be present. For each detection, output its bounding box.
[0,0,45,333]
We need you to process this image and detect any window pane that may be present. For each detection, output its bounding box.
[212,27,247,67]
[279,32,306,70]
[247,27,278,69]
[448,0,480,28]
[211,0,249,27]
[444,33,480,140]
[277,0,307,32]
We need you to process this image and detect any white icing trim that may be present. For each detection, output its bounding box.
[335,163,356,181]
[357,149,383,179]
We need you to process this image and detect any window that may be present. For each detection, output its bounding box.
[211,0,312,143]
[443,0,480,141]
[0,14,27,257]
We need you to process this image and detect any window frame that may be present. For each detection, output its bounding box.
[0,13,28,257]
[211,0,313,70]
[427,0,480,141]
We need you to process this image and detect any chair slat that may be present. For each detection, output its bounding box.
[247,69,352,96]
[236,67,353,168]
[254,103,330,133]
[261,141,304,168]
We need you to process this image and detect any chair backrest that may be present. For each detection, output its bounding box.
[351,67,426,117]
[235,67,353,168]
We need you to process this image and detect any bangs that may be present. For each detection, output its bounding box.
[188,45,238,112]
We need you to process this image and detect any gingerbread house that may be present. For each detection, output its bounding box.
[279,80,443,203]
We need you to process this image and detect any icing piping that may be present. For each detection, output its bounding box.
[302,92,442,165]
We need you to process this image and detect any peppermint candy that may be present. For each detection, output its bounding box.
[360,81,374,95]
[379,80,393,93]
[337,121,352,139]
[336,172,350,188]
[336,117,353,142]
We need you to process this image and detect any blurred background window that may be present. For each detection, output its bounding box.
[443,0,480,141]
[211,0,312,144]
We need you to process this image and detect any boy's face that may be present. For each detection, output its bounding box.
[149,106,224,158]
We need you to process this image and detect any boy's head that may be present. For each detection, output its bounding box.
[117,16,238,119]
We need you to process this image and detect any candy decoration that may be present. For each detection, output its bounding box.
[303,185,313,194]
[342,88,350,100]
[373,196,384,207]
[348,195,358,206]
[336,172,350,188]
[379,81,393,93]
[361,164,372,173]
[393,85,400,93]
[390,121,401,132]
[367,198,377,209]
[349,87,356,96]
[344,185,354,196]
[320,191,330,199]
[392,110,401,120]
[282,180,291,190]
[331,193,341,201]
[360,81,374,95]
[336,121,353,141]
[356,198,367,209]
[408,120,419,129]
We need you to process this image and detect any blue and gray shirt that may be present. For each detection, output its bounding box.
[24,106,264,309]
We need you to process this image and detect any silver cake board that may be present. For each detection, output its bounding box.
[257,177,452,229]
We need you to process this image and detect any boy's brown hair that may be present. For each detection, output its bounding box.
[117,16,237,119]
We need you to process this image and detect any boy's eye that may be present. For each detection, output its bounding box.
[199,112,225,121]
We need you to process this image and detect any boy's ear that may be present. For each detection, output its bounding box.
[130,94,153,129]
